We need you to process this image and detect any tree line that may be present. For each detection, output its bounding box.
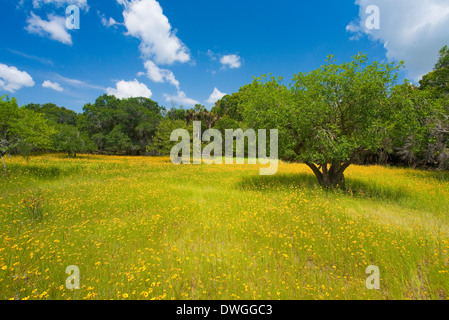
[1,46,448,188]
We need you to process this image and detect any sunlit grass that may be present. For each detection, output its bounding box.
[0,154,448,300]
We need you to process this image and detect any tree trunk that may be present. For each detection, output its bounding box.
[323,169,346,190]
[306,161,350,190]
[1,154,7,175]
[305,162,324,186]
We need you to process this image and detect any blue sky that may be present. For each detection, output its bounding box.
[1,0,449,113]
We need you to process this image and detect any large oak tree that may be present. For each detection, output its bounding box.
[242,54,403,189]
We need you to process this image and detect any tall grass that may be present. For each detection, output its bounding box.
[0,154,448,300]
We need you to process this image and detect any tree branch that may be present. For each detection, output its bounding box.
[305,162,323,182]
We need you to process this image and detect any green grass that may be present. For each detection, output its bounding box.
[0,154,448,300]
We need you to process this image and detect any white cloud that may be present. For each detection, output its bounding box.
[207,87,226,104]
[164,90,199,106]
[32,0,89,10]
[56,75,83,86]
[142,60,179,89]
[118,0,190,65]
[101,16,120,28]
[54,74,106,90]
[207,49,217,60]
[347,0,449,80]
[98,10,122,28]
[106,79,152,99]
[8,49,53,66]
[42,80,64,92]
[25,12,72,45]
[220,54,242,69]
[0,63,35,93]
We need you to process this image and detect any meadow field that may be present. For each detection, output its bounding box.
[0,154,448,300]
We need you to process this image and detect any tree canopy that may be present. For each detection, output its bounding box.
[241,54,405,188]
[1,96,55,173]
[2,47,448,183]
[82,94,162,154]
[420,45,449,98]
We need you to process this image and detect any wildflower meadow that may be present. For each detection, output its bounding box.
[1,154,448,300]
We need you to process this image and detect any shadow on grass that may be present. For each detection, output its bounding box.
[238,173,410,202]
[402,169,449,184]
[6,164,81,180]
[50,154,104,161]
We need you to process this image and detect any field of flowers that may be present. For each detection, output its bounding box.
[0,154,448,300]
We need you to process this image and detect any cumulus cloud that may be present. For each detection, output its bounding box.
[207,87,226,104]
[347,0,449,80]
[42,80,64,92]
[220,54,242,69]
[164,90,199,106]
[25,12,72,45]
[142,60,180,89]
[118,0,190,65]
[0,63,35,93]
[106,79,152,99]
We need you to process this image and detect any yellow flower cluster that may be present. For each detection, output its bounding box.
[0,154,448,300]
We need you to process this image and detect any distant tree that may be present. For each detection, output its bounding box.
[0,96,55,174]
[241,54,404,189]
[105,125,134,154]
[167,106,187,121]
[52,124,97,157]
[83,94,162,154]
[120,97,162,151]
[76,113,89,132]
[213,115,246,156]
[25,103,78,126]
[91,133,106,151]
[212,92,244,122]
[214,115,242,134]
[185,105,205,124]
[83,95,121,137]
[183,104,218,130]
[420,45,449,98]
[387,83,443,167]
[417,46,449,168]
[147,119,191,156]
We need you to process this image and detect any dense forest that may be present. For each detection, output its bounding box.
[1,47,449,181]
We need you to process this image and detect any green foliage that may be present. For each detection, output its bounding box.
[52,123,97,157]
[211,92,245,122]
[83,94,162,154]
[238,75,294,158]
[166,106,187,121]
[417,45,449,169]
[240,54,404,188]
[420,45,449,98]
[0,96,55,167]
[25,103,78,126]
[105,125,134,154]
[387,83,442,166]
[290,54,401,164]
[147,119,191,155]
[2,48,448,173]
[214,115,243,134]
[185,104,217,130]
